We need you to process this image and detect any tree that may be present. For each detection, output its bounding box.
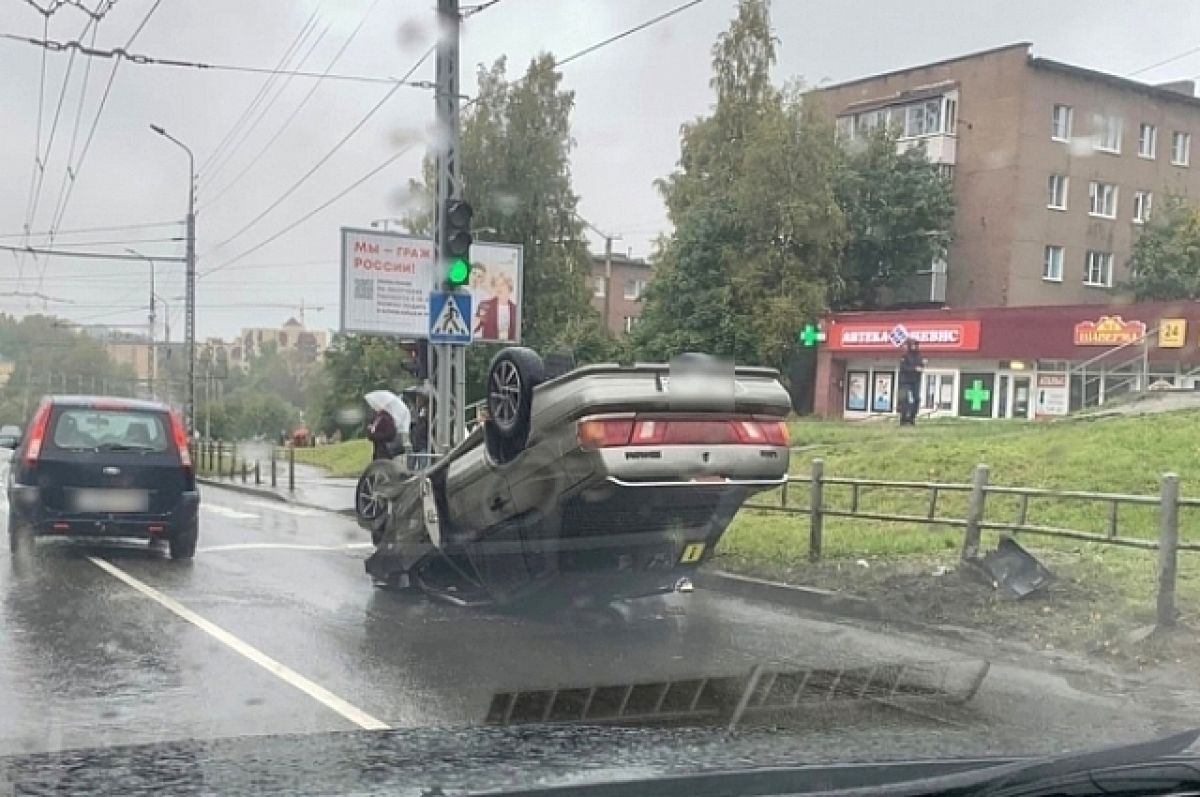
[832,128,955,309]
[315,334,418,436]
[1124,197,1200,300]
[407,54,608,358]
[634,0,845,371]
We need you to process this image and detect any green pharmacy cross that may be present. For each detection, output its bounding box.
[964,379,991,412]
[800,324,826,347]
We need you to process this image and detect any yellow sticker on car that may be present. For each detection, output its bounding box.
[680,543,706,564]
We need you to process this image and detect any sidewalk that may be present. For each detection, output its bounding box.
[199,461,357,515]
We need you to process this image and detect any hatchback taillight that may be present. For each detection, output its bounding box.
[23,402,52,467]
[169,410,192,471]
[578,418,635,449]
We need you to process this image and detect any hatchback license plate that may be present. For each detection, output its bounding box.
[72,489,148,513]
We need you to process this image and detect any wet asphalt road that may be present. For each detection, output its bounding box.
[0,453,1197,771]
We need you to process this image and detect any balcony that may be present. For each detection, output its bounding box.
[897,133,957,165]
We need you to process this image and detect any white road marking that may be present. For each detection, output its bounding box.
[202,504,258,521]
[199,542,374,553]
[243,499,322,517]
[87,556,390,731]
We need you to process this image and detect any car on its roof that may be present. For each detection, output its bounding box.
[6,395,200,559]
[359,348,791,609]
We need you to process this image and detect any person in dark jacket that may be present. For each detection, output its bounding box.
[367,409,398,461]
[898,339,925,426]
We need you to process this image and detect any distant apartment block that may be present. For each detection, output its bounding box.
[589,253,652,335]
[815,42,1200,308]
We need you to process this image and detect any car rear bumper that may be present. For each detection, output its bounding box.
[594,444,790,485]
[8,484,199,540]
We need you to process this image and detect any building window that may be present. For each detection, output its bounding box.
[1172,131,1191,165]
[1138,123,1157,159]
[1084,250,1114,287]
[1133,190,1153,224]
[623,278,646,300]
[937,163,955,182]
[1043,245,1064,281]
[1052,104,1072,141]
[942,94,958,134]
[1093,113,1122,153]
[592,276,606,298]
[1089,181,1118,218]
[835,116,853,140]
[623,316,640,334]
[1047,174,1068,210]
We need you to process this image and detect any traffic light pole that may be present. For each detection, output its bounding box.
[431,0,466,453]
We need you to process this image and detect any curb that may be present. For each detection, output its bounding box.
[697,569,978,643]
[198,477,356,517]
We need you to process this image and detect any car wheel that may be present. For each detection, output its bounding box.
[357,459,407,535]
[8,509,33,557]
[487,347,544,445]
[169,521,198,560]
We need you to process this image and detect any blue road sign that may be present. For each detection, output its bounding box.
[429,292,473,345]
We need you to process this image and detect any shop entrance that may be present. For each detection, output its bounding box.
[996,373,1032,419]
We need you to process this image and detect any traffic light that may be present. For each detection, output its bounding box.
[444,199,473,290]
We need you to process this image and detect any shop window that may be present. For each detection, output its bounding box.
[845,370,869,412]
[923,372,955,411]
[958,373,995,418]
[871,371,895,414]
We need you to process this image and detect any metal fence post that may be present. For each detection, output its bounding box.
[229,444,237,480]
[288,443,296,493]
[254,461,261,486]
[241,460,248,483]
[1157,473,1180,631]
[961,464,990,561]
[809,458,824,562]
[271,451,278,488]
[216,441,224,477]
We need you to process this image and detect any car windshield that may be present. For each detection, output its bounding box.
[51,409,169,452]
[7,1,1200,795]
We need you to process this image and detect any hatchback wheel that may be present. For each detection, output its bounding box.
[169,521,198,560]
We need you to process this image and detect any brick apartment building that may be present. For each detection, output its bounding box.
[589,253,652,335]
[816,42,1200,307]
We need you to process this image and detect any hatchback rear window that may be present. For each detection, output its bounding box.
[52,409,170,452]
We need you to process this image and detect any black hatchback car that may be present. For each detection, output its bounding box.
[6,396,200,559]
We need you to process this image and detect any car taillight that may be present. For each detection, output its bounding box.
[169,410,192,470]
[23,402,51,466]
[578,418,634,449]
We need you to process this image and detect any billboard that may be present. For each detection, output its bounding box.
[466,242,523,344]
[340,228,434,338]
[340,228,524,342]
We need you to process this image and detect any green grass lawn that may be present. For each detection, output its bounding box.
[292,439,371,477]
[720,411,1200,660]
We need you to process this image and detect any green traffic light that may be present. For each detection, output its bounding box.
[447,258,471,287]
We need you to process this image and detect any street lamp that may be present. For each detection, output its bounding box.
[151,123,197,433]
[125,247,160,398]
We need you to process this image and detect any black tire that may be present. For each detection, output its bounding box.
[8,509,34,557]
[169,521,198,560]
[356,459,408,535]
[487,347,544,446]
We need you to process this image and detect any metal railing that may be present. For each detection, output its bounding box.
[745,459,1192,631]
[1069,326,1158,411]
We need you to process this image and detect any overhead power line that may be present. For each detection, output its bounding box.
[39,0,167,288]
[0,33,429,87]
[0,219,181,239]
[20,0,118,21]
[202,0,708,279]
[201,0,387,208]
[1129,45,1200,77]
[0,244,186,262]
[206,44,435,254]
[199,5,324,176]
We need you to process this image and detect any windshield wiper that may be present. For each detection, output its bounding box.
[96,443,156,452]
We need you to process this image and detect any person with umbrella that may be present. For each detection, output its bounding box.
[364,389,411,461]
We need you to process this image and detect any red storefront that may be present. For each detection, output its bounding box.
[814,302,1200,419]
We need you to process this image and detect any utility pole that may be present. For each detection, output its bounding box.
[151,124,197,432]
[431,0,466,452]
[576,214,621,334]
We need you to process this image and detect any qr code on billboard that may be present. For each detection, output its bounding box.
[354,279,374,300]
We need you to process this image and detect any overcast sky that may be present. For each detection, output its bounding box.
[3,0,1200,341]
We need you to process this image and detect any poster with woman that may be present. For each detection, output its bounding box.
[845,371,868,412]
[872,372,895,413]
[469,242,524,343]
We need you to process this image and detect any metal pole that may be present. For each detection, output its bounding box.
[603,235,614,332]
[809,459,824,562]
[1157,473,1180,631]
[432,0,463,453]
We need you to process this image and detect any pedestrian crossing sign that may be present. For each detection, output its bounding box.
[429,292,473,345]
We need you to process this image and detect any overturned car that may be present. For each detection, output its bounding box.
[356,348,791,609]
